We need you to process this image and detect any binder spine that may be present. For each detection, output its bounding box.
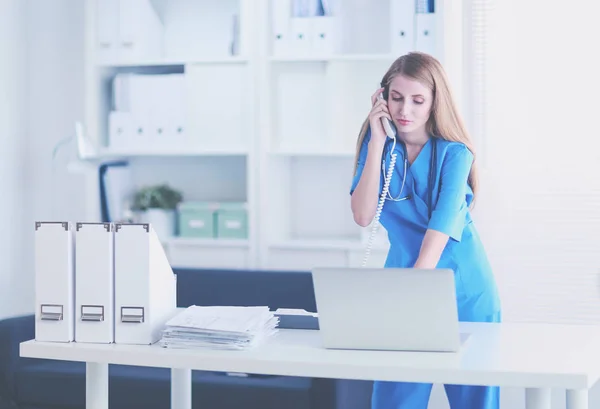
[74,222,115,344]
[34,221,75,343]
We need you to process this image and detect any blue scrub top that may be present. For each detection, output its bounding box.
[350,130,501,320]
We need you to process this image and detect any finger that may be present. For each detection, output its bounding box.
[370,99,387,112]
[370,101,389,115]
[369,111,392,124]
[371,87,385,105]
[371,109,392,121]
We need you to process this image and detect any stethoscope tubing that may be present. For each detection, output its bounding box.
[381,136,437,219]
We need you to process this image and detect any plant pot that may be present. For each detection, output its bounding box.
[139,208,176,241]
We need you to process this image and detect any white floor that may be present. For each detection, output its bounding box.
[427,384,600,409]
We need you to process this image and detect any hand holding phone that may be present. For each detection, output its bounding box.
[369,88,395,144]
[362,89,398,267]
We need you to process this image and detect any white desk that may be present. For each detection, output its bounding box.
[20,322,600,409]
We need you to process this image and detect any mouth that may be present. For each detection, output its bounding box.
[396,119,412,126]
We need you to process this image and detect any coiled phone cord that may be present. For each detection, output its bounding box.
[361,137,397,267]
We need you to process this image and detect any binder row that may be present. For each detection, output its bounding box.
[109,73,186,151]
[271,0,436,57]
[34,222,177,345]
[96,0,164,63]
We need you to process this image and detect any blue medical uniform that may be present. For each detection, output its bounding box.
[350,130,502,409]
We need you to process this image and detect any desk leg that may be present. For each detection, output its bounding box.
[566,389,588,409]
[525,388,551,409]
[171,368,192,409]
[86,362,108,409]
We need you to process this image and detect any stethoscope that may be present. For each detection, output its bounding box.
[382,136,438,219]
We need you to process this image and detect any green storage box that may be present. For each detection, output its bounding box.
[177,202,219,238]
[215,202,248,239]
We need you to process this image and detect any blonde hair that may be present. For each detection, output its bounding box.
[354,52,479,205]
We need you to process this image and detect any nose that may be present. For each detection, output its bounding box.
[398,101,409,116]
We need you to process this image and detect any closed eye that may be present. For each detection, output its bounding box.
[392,97,424,105]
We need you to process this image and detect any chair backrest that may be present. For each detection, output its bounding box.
[174,268,317,312]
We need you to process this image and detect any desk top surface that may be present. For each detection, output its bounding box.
[20,322,600,390]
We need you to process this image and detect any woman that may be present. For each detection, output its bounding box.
[350,52,502,409]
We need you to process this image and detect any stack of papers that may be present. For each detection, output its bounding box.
[159,306,279,350]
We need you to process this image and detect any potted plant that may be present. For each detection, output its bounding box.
[131,184,183,241]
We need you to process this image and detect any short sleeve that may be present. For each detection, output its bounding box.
[427,144,473,242]
[349,128,372,195]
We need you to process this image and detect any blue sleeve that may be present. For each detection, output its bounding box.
[349,129,371,195]
[427,144,473,242]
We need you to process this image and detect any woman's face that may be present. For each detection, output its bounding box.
[387,74,433,136]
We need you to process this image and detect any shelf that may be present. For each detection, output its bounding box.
[94,0,246,65]
[269,53,397,63]
[166,237,251,269]
[268,148,355,157]
[266,238,389,270]
[97,56,248,68]
[167,237,249,248]
[269,239,388,252]
[82,0,459,271]
[87,146,248,160]
[265,156,364,250]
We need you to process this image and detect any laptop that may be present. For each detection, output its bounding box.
[311,267,468,352]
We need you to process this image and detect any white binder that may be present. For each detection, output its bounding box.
[34,222,75,343]
[95,0,164,64]
[117,0,164,63]
[289,17,312,55]
[310,16,335,56]
[390,0,416,55]
[114,223,177,345]
[95,0,120,62]
[415,12,437,56]
[271,0,292,56]
[75,222,115,344]
[108,111,134,150]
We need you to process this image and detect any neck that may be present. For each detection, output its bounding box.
[398,129,429,148]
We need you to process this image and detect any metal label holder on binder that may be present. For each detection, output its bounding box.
[40,304,64,321]
[81,305,105,322]
[121,307,145,323]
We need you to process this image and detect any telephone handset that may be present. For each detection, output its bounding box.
[361,94,398,267]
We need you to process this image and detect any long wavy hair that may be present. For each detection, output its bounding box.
[354,52,479,205]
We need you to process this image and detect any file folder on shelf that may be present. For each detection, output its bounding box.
[114,223,177,345]
[271,0,292,56]
[310,16,335,56]
[289,17,312,55]
[75,222,115,344]
[415,10,436,56]
[390,0,416,55]
[34,222,75,343]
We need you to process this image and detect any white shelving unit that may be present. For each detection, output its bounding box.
[80,0,464,271]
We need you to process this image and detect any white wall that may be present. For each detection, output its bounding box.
[0,0,87,319]
[480,0,600,328]
[426,0,600,408]
[0,0,27,320]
